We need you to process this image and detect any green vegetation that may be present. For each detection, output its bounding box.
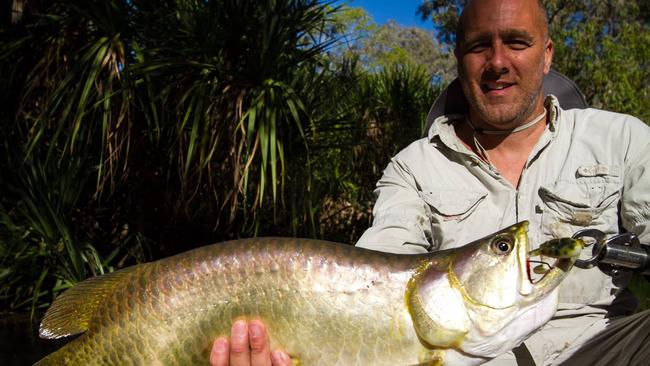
[1,0,648,316]
[0,0,442,315]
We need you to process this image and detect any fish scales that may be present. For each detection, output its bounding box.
[37,238,429,365]
[36,222,576,365]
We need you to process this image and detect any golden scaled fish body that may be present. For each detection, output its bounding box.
[36,222,575,366]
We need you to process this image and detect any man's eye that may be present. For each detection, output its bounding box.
[508,41,530,50]
[467,43,489,53]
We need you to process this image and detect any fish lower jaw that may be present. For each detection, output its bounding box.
[460,291,558,360]
[524,258,575,298]
[438,348,491,366]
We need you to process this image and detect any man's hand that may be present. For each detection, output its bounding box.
[210,319,293,366]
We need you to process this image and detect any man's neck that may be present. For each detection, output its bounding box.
[455,109,548,188]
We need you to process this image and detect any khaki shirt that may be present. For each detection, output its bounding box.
[356,96,650,313]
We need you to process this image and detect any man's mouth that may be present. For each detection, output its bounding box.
[481,81,514,93]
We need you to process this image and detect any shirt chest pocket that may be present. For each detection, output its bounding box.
[418,189,488,249]
[538,176,622,239]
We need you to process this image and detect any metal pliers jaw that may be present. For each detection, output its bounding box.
[571,229,608,269]
[571,229,650,276]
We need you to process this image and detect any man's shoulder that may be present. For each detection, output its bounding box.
[558,107,650,166]
[395,114,467,162]
[563,107,647,130]
[559,107,649,144]
[391,135,452,165]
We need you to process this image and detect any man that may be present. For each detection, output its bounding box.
[211,0,650,364]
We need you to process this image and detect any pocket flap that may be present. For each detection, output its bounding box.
[539,186,590,208]
[419,189,487,217]
[539,181,619,209]
[539,182,620,226]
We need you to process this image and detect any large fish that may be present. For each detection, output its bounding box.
[36,221,578,365]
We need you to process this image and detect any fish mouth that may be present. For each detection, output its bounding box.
[518,227,575,299]
[526,255,574,285]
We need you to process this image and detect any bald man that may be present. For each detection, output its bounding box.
[358,0,650,365]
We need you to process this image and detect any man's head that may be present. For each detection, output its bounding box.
[454,0,553,129]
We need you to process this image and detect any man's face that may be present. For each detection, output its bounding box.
[454,0,553,128]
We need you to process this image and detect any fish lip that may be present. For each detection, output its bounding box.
[516,222,573,298]
[516,222,536,296]
[523,241,576,300]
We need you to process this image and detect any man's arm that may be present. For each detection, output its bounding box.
[620,119,650,243]
[356,157,433,254]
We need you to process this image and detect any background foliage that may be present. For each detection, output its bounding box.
[0,0,442,314]
[1,0,648,316]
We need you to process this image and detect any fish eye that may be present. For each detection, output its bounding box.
[491,237,514,255]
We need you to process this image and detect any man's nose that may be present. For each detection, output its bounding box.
[485,43,509,75]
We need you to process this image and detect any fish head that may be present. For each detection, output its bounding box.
[449,221,574,308]
[449,221,530,310]
[409,221,576,361]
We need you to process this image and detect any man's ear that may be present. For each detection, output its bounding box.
[454,46,463,76]
[454,45,462,61]
[544,39,554,74]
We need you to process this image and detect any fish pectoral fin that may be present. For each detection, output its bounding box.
[409,349,444,366]
[39,266,139,339]
[288,355,302,366]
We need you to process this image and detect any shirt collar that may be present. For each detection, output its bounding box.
[426,94,562,145]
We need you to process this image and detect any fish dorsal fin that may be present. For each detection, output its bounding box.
[39,266,138,339]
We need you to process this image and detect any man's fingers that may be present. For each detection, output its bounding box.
[210,319,284,366]
[248,320,272,366]
[210,338,229,366]
[229,320,251,366]
[271,350,293,366]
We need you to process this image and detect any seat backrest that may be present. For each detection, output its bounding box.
[423,69,588,136]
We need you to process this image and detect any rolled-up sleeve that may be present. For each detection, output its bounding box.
[621,120,650,243]
[355,157,432,254]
